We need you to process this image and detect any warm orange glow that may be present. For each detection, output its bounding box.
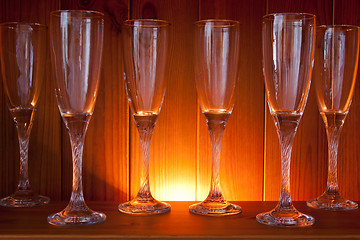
[152,182,195,201]
[150,174,196,201]
[196,188,209,202]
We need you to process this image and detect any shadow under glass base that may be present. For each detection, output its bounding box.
[118,198,171,215]
[307,191,358,210]
[189,200,241,216]
[256,208,314,227]
[0,190,49,207]
[47,208,106,226]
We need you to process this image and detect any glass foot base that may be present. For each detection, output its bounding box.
[118,198,171,215]
[307,192,358,210]
[256,209,314,227]
[189,200,241,216]
[0,190,49,207]
[47,208,106,226]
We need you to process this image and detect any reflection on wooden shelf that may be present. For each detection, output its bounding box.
[0,201,359,239]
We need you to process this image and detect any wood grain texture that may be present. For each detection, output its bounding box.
[334,0,360,201]
[0,0,62,200]
[265,0,332,201]
[0,201,360,239]
[61,0,129,201]
[130,0,199,201]
[198,0,265,201]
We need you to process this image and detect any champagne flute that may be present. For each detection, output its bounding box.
[0,22,49,207]
[118,19,171,215]
[47,10,105,226]
[189,19,241,216]
[257,13,315,227]
[307,25,359,210]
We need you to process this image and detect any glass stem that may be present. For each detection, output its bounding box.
[277,130,296,210]
[325,124,342,194]
[206,116,228,202]
[136,121,156,201]
[65,116,91,211]
[16,123,32,192]
[274,114,299,212]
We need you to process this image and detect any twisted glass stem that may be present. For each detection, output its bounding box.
[273,113,300,212]
[64,115,91,211]
[205,114,229,202]
[135,118,156,201]
[325,120,343,194]
[16,123,32,191]
[276,129,296,210]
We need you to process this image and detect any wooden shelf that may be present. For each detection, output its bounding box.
[1,201,359,239]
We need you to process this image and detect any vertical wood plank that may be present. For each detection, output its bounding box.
[265,0,332,201]
[0,0,62,200]
[131,0,198,201]
[61,0,129,201]
[198,0,265,201]
[334,0,360,201]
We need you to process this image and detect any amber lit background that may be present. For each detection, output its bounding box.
[0,0,359,202]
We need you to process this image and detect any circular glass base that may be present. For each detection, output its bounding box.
[307,192,358,210]
[0,190,49,207]
[47,208,106,226]
[118,198,171,215]
[256,209,314,227]
[189,201,242,216]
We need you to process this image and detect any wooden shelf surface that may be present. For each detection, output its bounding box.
[0,201,359,239]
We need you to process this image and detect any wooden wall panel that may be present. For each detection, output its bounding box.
[0,0,359,202]
[131,0,198,201]
[61,0,129,201]
[198,0,265,201]
[0,0,61,200]
[334,0,360,201]
[265,0,332,201]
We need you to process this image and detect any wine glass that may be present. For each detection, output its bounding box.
[257,13,316,227]
[189,19,241,216]
[118,19,171,215]
[0,22,49,207]
[307,25,359,210]
[47,10,105,226]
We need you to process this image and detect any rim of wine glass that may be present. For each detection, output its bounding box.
[263,12,316,21]
[50,9,104,19]
[122,19,170,27]
[317,24,359,31]
[194,19,240,27]
[0,22,47,30]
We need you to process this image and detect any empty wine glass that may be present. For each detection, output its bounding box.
[118,19,171,215]
[47,10,106,226]
[257,13,316,227]
[0,22,49,207]
[189,19,241,216]
[307,25,359,210]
